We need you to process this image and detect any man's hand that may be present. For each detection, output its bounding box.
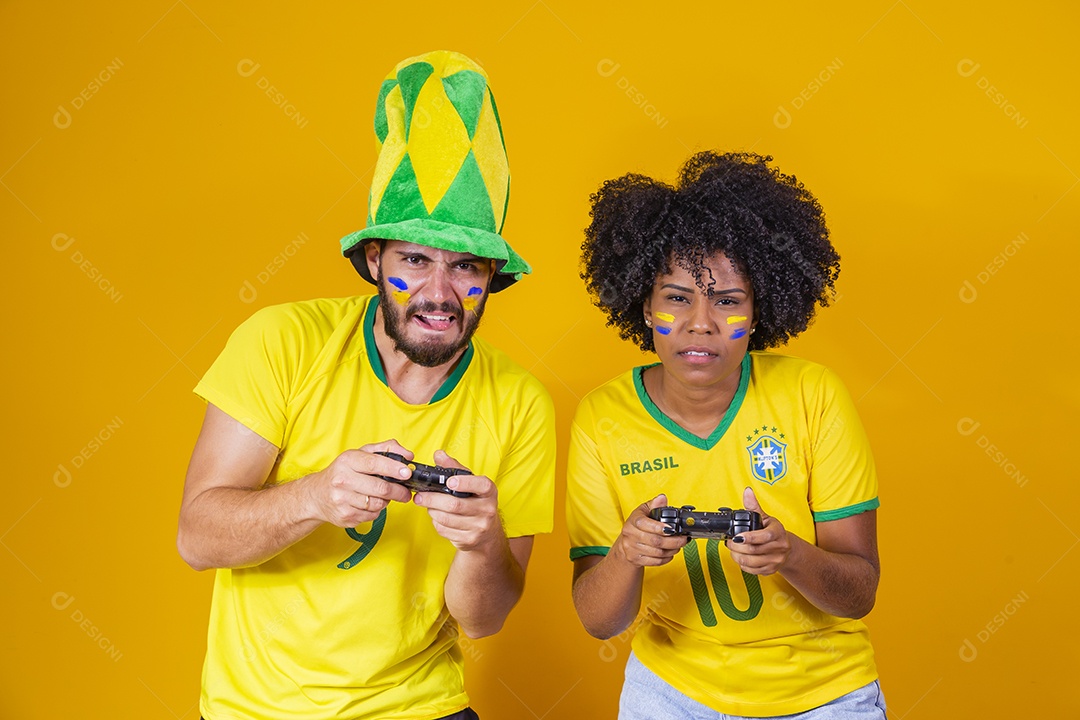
[412,450,502,551]
[418,449,532,638]
[726,486,792,575]
[179,408,421,570]
[610,494,689,568]
[303,439,415,528]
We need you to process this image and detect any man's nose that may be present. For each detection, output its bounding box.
[423,264,455,304]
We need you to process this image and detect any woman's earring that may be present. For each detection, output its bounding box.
[645,318,653,327]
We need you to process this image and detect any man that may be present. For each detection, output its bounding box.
[178,51,555,720]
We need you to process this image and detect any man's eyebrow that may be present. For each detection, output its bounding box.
[393,251,487,264]
[394,250,433,260]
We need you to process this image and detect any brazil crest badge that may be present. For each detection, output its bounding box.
[747,434,787,485]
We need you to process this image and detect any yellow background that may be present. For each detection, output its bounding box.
[3,1,1077,717]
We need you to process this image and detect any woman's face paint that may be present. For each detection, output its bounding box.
[728,316,749,340]
[654,312,674,335]
[462,286,483,313]
[388,277,411,305]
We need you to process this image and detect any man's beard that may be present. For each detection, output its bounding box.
[377,275,487,368]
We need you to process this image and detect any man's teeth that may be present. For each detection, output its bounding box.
[421,315,452,322]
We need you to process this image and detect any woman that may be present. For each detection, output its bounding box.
[567,152,885,719]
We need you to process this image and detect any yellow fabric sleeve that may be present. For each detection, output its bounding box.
[496,373,557,537]
[807,367,879,519]
[193,304,306,447]
[566,400,626,558]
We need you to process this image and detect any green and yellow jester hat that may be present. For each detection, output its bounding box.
[340,50,529,293]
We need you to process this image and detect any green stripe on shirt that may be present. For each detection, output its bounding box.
[812,497,880,522]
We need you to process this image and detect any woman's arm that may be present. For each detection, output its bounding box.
[571,495,689,639]
[727,487,879,618]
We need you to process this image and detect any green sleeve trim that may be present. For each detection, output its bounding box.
[570,546,610,561]
[633,353,751,450]
[813,497,880,522]
[362,295,473,404]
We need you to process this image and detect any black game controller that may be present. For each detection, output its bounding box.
[375,452,474,498]
[649,505,762,540]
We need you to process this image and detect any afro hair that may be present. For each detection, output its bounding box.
[581,151,840,353]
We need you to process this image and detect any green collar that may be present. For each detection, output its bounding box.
[633,352,751,450]
[363,296,474,404]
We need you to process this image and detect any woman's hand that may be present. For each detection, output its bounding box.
[726,487,792,575]
[611,494,689,568]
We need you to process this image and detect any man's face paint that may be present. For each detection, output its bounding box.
[376,269,487,368]
[388,277,411,305]
[462,286,483,313]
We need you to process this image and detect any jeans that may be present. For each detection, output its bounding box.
[619,651,886,719]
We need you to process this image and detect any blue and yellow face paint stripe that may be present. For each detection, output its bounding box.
[654,312,674,336]
[728,315,749,339]
[462,286,483,313]
[388,277,411,305]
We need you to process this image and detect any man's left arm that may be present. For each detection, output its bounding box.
[414,458,533,638]
[417,377,555,637]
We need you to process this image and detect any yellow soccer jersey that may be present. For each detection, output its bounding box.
[193,295,555,720]
[566,352,880,717]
